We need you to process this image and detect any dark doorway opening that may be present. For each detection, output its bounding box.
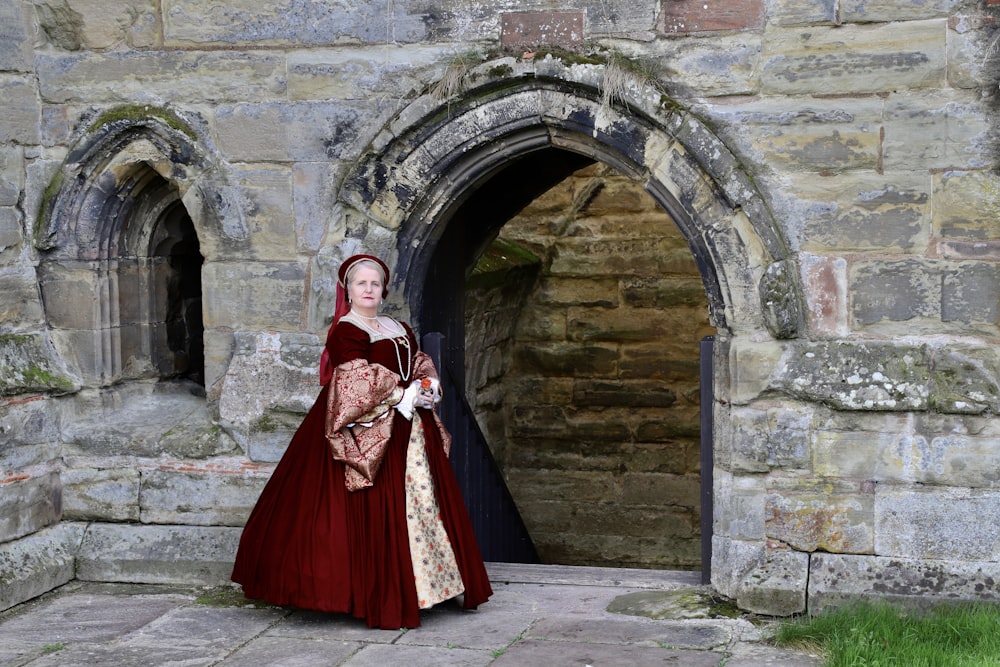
[153,204,205,387]
[417,147,712,570]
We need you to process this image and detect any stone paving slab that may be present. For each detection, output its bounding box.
[217,636,363,666]
[524,616,732,650]
[0,567,823,667]
[491,638,725,666]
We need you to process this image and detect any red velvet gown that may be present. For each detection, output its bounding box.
[231,320,492,629]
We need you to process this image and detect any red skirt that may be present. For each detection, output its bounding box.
[231,386,492,629]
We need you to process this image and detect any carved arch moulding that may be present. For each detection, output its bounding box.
[331,63,804,343]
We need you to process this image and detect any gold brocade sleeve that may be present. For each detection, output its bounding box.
[325,359,403,491]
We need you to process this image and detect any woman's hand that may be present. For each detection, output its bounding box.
[416,377,441,410]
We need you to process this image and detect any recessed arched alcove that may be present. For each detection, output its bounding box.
[336,67,805,576]
[35,110,245,394]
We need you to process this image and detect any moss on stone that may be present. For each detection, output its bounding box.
[607,589,744,621]
[487,64,514,78]
[88,104,196,139]
[468,238,540,290]
[35,167,65,248]
[195,586,277,609]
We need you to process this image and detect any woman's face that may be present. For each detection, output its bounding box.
[347,265,384,315]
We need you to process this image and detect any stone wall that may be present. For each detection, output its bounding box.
[489,164,713,569]
[2,0,1000,617]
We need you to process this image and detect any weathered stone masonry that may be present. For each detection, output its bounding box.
[3,0,1000,616]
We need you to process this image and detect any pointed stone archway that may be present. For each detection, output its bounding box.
[34,108,248,395]
[334,61,805,585]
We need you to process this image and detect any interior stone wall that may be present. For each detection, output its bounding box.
[482,163,714,569]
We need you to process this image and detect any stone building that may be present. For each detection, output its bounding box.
[3,0,1000,616]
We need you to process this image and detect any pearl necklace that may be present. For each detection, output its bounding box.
[348,312,411,381]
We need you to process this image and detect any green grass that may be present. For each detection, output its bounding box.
[774,601,1000,666]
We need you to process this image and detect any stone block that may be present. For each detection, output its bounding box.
[201,261,307,330]
[0,472,61,543]
[0,75,40,145]
[292,162,341,254]
[567,304,701,342]
[619,343,701,382]
[0,331,78,396]
[0,395,62,466]
[76,523,243,585]
[0,206,24,264]
[500,11,584,48]
[5,440,46,495]
[799,253,847,337]
[163,0,428,45]
[726,339,784,405]
[662,0,764,33]
[810,416,907,479]
[36,260,101,329]
[508,406,631,442]
[729,404,812,473]
[850,258,942,328]
[215,101,377,163]
[841,0,959,23]
[572,379,676,407]
[287,47,439,101]
[941,262,1000,326]
[622,276,708,309]
[706,96,882,174]
[710,535,765,599]
[637,34,762,97]
[217,332,319,441]
[782,172,931,253]
[513,342,618,376]
[506,469,618,503]
[549,237,698,278]
[538,277,618,307]
[229,165,297,261]
[0,523,85,612]
[765,490,873,553]
[0,147,23,207]
[929,345,1000,414]
[932,170,1000,240]
[0,264,45,326]
[620,472,701,509]
[0,0,34,72]
[775,341,931,411]
[809,552,1000,613]
[766,0,837,26]
[62,467,141,522]
[140,465,265,525]
[35,51,286,104]
[761,21,946,95]
[875,485,1000,560]
[60,383,221,457]
[882,93,989,172]
[713,471,766,541]
[48,0,161,49]
[736,549,808,616]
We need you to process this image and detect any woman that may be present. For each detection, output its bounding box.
[231,254,492,629]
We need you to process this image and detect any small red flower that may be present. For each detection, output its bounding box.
[420,378,432,390]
